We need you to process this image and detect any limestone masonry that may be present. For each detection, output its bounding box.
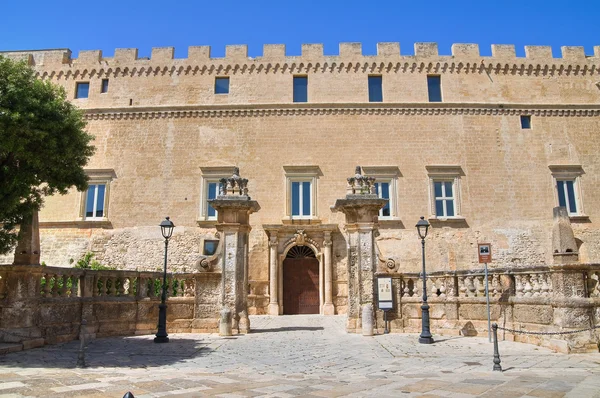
[0,42,599,351]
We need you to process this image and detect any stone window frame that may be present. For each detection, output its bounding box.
[426,165,465,222]
[75,81,90,99]
[361,166,400,220]
[549,165,587,221]
[283,165,321,221]
[79,169,116,222]
[199,166,236,222]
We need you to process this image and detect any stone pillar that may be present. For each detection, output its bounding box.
[332,167,387,333]
[322,231,335,315]
[13,211,41,266]
[209,168,260,335]
[267,235,279,315]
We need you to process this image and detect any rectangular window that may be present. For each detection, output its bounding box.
[556,180,578,215]
[76,82,89,99]
[434,181,455,217]
[101,79,109,93]
[368,76,383,102]
[85,184,106,219]
[520,115,531,129]
[374,182,390,217]
[427,75,442,102]
[293,76,308,103]
[206,181,222,219]
[291,181,311,218]
[215,77,229,94]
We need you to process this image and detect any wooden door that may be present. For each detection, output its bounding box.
[283,257,320,314]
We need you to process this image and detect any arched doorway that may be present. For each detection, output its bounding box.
[283,245,319,314]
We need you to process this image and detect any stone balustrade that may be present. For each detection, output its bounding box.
[0,264,221,349]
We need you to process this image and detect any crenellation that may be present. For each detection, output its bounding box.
[76,50,102,64]
[301,43,324,59]
[491,44,516,59]
[595,46,600,58]
[263,44,286,59]
[451,43,480,58]
[339,42,362,57]
[414,42,438,57]
[561,46,586,60]
[151,47,174,62]
[225,45,248,61]
[188,45,211,61]
[525,45,553,59]
[114,48,139,63]
[376,42,400,57]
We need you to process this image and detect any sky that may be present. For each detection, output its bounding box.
[1,0,599,59]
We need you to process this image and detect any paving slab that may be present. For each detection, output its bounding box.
[0,315,599,397]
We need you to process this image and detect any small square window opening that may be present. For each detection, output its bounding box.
[76,82,89,99]
[521,115,532,129]
[215,77,230,94]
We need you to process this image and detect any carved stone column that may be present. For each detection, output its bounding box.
[13,211,41,266]
[322,231,335,315]
[332,167,387,333]
[267,235,280,315]
[209,168,260,335]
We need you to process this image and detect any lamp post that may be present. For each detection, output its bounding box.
[154,216,175,343]
[416,216,434,344]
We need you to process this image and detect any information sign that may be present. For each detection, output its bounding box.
[478,243,492,264]
[377,277,393,310]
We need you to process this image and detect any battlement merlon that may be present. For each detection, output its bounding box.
[1,43,599,69]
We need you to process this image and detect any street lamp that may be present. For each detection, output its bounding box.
[154,216,175,343]
[416,216,434,344]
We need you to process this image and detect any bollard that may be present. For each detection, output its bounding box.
[219,307,232,336]
[76,319,87,368]
[362,304,374,336]
[123,392,135,398]
[492,323,502,371]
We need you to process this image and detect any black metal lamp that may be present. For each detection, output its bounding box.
[155,216,174,343]
[416,216,434,344]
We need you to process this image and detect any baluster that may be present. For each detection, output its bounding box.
[430,277,438,297]
[492,274,500,298]
[128,277,136,297]
[117,278,125,296]
[466,276,476,297]
[92,275,99,297]
[71,275,79,297]
[151,278,159,298]
[439,278,447,298]
[413,278,420,297]
[51,274,60,297]
[458,276,467,297]
[540,274,550,296]
[514,275,522,297]
[531,274,541,296]
[100,277,108,296]
[108,277,117,296]
[43,274,51,297]
[177,280,184,297]
[476,275,485,297]
[184,278,195,297]
[523,275,533,297]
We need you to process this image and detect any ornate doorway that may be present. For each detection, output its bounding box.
[283,246,319,315]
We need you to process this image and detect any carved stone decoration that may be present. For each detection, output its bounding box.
[218,166,249,196]
[346,166,377,196]
[552,206,579,264]
[294,230,307,246]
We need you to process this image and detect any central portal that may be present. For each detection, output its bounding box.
[283,246,319,314]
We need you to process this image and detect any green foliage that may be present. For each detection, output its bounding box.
[73,252,114,271]
[0,56,95,254]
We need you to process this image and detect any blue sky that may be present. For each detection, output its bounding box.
[2,0,598,59]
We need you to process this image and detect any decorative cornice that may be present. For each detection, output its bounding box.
[32,61,600,80]
[82,103,600,121]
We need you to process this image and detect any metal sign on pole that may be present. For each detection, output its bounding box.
[377,277,393,334]
[478,243,492,342]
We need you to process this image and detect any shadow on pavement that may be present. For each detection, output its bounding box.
[0,335,214,369]
[251,326,324,333]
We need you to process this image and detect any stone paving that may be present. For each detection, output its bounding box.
[0,315,599,397]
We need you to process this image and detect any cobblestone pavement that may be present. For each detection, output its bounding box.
[0,315,599,397]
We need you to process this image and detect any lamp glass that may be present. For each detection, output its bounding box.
[160,217,175,239]
[416,216,430,239]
